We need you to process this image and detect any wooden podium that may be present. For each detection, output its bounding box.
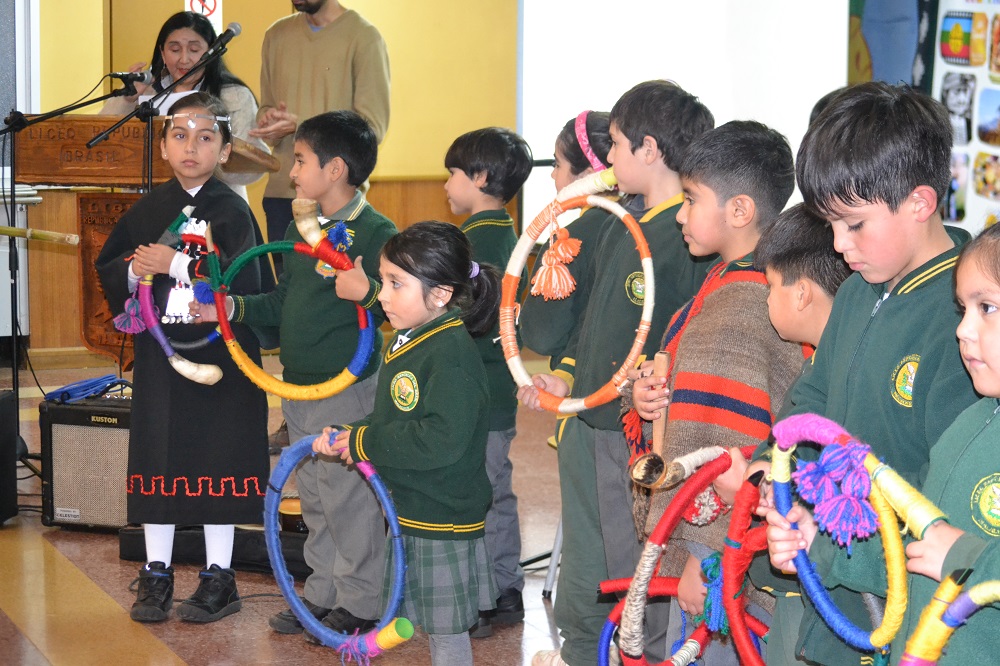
[15,114,276,370]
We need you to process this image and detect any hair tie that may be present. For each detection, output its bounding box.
[469,261,480,279]
[575,110,606,172]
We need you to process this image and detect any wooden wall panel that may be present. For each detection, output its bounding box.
[366,178,519,230]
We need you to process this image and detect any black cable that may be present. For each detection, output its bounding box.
[15,320,43,394]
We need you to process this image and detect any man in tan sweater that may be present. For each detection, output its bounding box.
[251,0,390,275]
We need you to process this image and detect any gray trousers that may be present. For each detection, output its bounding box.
[555,419,669,665]
[284,372,386,619]
[483,427,523,593]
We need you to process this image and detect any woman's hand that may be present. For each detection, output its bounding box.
[114,61,150,101]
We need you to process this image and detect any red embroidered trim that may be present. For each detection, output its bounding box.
[127,475,265,497]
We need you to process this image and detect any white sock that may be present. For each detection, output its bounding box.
[203,524,235,569]
[143,523,175,568]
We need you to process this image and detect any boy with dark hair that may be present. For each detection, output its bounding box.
[754,203,852,347]
[443,126,533,638]
[523,80,715,666]
[194,110,397,641]
[626,120,807,665]
[760,82,979,665]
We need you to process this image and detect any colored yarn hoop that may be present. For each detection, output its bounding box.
[770,413,918,654]
[264,437,413,658]
[500,168,655,413]
[206,199,375,400]
[898,572,1000,665]
[597,445,766,665]
[133,205,225,384]
[137,274,223,385]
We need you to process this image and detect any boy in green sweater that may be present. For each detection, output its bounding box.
[523,80,715,666]
[759,83,978,665]
[442,126,533,637]
[194,110,397,640]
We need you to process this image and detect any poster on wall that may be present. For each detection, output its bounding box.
[186,0,223,35]
[932,4,1000,234]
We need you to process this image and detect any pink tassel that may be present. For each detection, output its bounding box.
[113,295,146,334]
[793,460,839,506]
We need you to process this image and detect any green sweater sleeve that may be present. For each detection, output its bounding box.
[232,270,289,327]
[348,364,483,472]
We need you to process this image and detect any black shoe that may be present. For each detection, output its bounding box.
[268,421,290,455]
[494,588,524,625]
[304,607,378,644]
[130,561,174,622]
[269,597,332,634]
[469,611,493,639]
[174,564,242,623]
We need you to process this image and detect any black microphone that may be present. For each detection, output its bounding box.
[110,70,155,85]
[201,22,242,60]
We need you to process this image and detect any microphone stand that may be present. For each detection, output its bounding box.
[87,45,229,191]
[1,81,139,473]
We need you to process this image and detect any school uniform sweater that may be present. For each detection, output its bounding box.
[888,398,1000,664]
[460,209,523,431]
[233,194,397,385]
[345,311,492,540]
[520,205,617,367]
[781,227,979,665]
[554,196,714,431]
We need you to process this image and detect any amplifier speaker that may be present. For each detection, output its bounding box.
[40,397,131,529]
[0,390,17,523]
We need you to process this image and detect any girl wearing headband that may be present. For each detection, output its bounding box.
[95,92,272,626]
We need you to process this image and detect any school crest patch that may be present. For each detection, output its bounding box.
[625,271,645,306]
[390,371,419,412]
[314,259,338,278]
[890,354,920,408]
[971,473,1000,537]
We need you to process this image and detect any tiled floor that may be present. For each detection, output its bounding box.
[0,353,565,665]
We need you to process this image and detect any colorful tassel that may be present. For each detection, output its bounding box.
[693,552,730,635]
[622,408,649,460]
[193,281,216,304]
[814,494,878,554]
[548,227,581,262]
[113,295,146,334]
[530,251,576,300]
[326,221,352,253]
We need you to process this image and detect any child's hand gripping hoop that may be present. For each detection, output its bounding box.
[205,198,375,400]
[500,168,656,413]
[597,446,767,666]
[770,413,950,656]
[264,437,412,658]
[899,572,1000,665]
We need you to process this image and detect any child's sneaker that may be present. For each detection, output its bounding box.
[130,561,174,622]
[175,564,242,622]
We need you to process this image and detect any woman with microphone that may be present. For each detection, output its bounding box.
[102,11,268,202]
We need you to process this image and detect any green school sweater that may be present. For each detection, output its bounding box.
[784,227,979,665]
[346,310,492,540]
[888,397,1000,664]
[520,205,617,367]
[460,209,523,431]
[233,194,397,385]
[555,195,714,431]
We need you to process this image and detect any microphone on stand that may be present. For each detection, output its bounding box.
[109,71,155,85]
[201,23,242,61]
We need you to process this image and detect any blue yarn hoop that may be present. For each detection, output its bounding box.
[264,437,408,656]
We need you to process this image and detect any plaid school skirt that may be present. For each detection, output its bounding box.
[383,534,498,634]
